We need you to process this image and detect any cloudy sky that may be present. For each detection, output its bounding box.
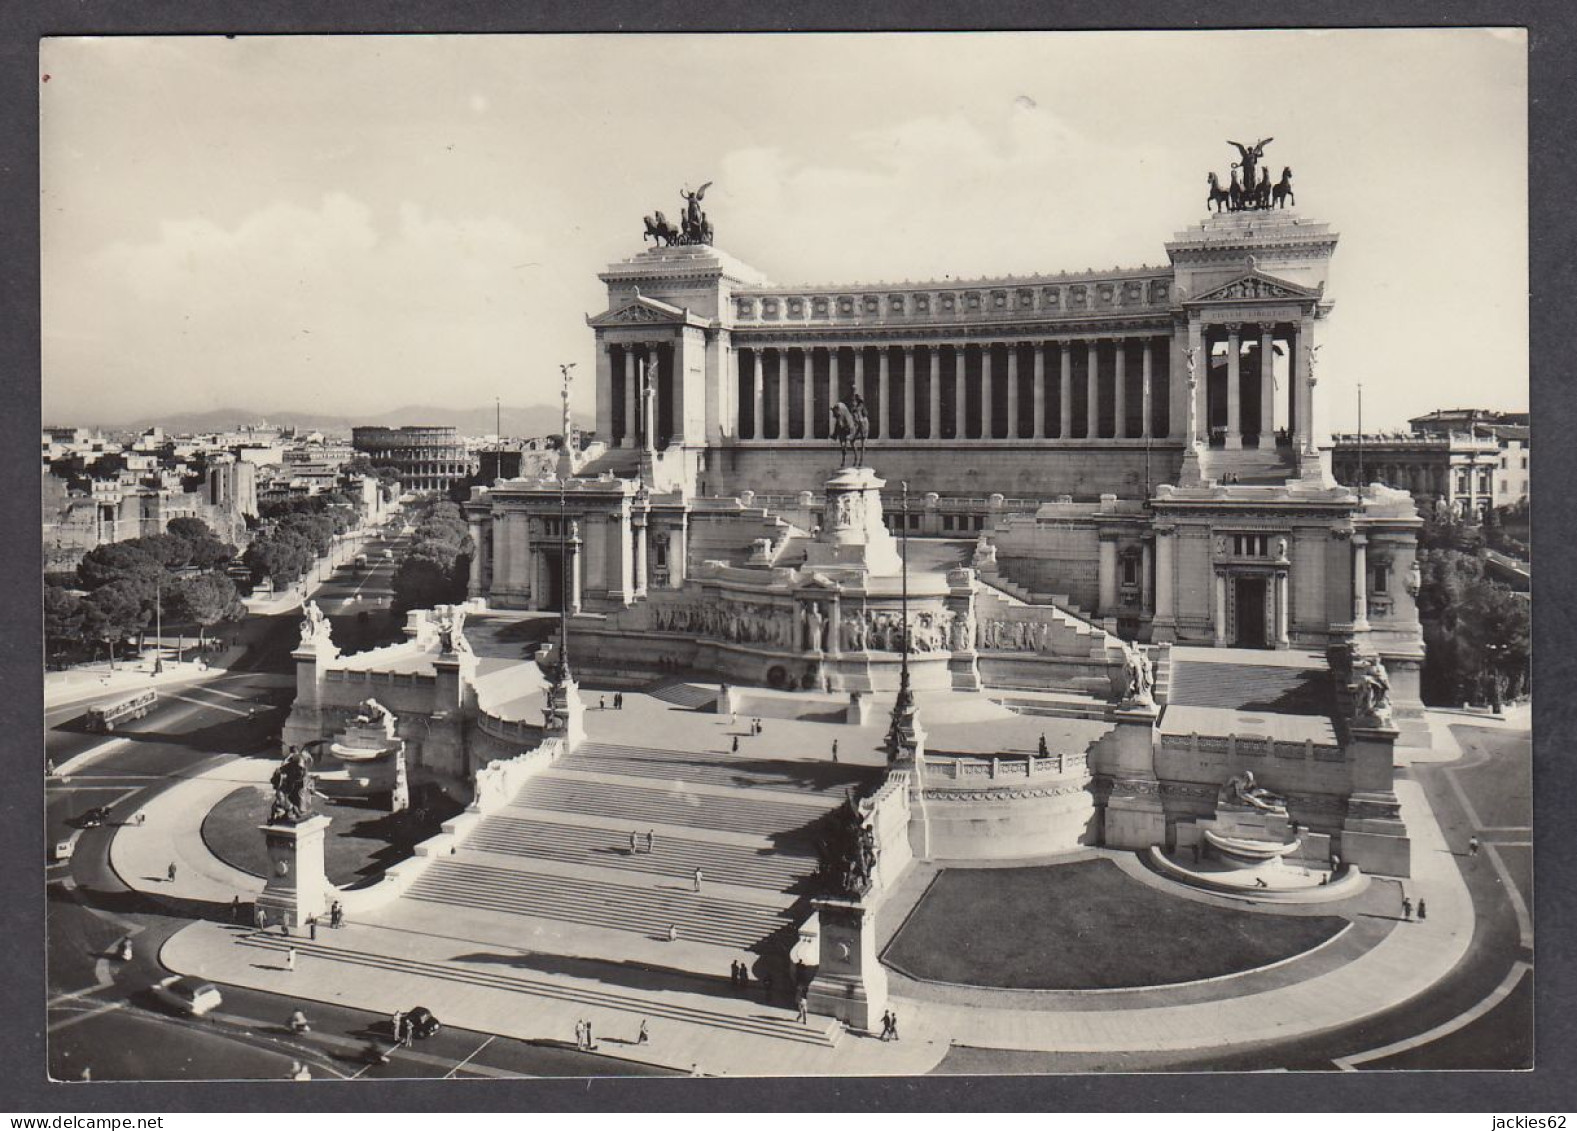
[41,29,1525,430]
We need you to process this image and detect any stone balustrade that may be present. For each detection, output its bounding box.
[1159,730,1342,762]
[922,750,1088,780]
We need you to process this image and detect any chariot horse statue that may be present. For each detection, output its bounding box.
[831,395,869,468]
[1206,171,1232,213]
[1272,166,1295,209]
[643,211,681,248]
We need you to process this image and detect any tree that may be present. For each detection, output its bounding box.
[77,542,162,592]
[44,585,87,661]
[83,580,149,669]
[244,536,310,588]
[167,517,236,571]
[171,572,246,645]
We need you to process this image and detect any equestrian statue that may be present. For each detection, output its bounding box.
[831,393,870,468]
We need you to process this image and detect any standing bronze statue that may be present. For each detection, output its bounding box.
[1227,137,1274,194]
[643,182,716,247]
[1207,139,1281,214]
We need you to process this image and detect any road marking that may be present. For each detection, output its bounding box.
[1476,826,1531,834]
[1333,959,1531,1069]
[54,739,129,777]
[445,1034,495,1078]
[48,999,126,1033]
[1441,754,1534,949]
[162,691,255,717]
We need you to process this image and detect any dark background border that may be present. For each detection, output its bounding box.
[4,0,1572,1113]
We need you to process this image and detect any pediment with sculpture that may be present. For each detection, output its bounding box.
[1187,270,1321,306]
[585,291,708,330]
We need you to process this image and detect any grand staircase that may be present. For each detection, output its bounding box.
[401,739,876,958]
[1201,444,1297,485]
[1168,657,1332,716]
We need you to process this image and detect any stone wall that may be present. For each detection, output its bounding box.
[911,752,1097,860]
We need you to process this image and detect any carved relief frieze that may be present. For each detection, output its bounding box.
[921,781,1091,803]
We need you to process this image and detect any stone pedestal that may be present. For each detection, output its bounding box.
[256,815,332,930]
[806,897,887,1032]
[544,672,587,753]
[1199,806,1299,869]
[802,466,902,576]
[1098,702,1164,849]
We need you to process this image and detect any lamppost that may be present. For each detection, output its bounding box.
[887,481,915,760]
[153,573,164,675]
[556,472,571,680]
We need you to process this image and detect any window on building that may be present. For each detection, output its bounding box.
[1500,481,1508,494]
[1522,455,1528,469]
[1373,565,1389,594]
[1456,470,1469,494]
[1121,557,1138,586]
[942,515,954,531]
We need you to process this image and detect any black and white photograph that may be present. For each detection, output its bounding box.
[35,26,1538,1089]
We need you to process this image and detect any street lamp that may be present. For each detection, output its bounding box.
[1483,641,1506,715]
[153,573,164,675]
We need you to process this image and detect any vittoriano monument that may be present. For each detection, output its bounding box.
[643,180,715,247]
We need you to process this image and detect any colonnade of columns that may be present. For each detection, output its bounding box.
[1188,315,1318,452]
[733,338,1174,442]
[609,342,674,449]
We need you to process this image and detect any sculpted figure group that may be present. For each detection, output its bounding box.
[1205,138,1295,213]
[651,597,972,655]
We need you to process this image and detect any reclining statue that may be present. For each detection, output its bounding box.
[1217,770,1287,815]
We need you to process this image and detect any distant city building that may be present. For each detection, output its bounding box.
[1406,408,1529,508]
[1330,431,1499,519]
[352,425,476,493]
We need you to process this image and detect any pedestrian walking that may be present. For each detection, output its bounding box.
[889,1010,900,1041]
[136,813,146,826]
[1401,896,1413,921]
[615,692,623,710]
[831,739,839,762]
[730,712,737,728]
[167,861,178,883]
[574,1019,584,1049]
[308,916,318,941]
[878,1010,892,1041]
[393,1010,405,1042]
[255,905,267,931]
[585,1020,596,1050]
[630,830,639,855]
[45,758,55,778]
[796,996,809,1024]
[731,735,740,755]
[331,900,344,928]
[1469,835,1481,857]
[668,923,679,942]
[231,896,241,923]
[694,866,704,893]
[646,830,655,853]
[1418,898,1428,922]
[637,1019,649,1045]
[286,947,298,972]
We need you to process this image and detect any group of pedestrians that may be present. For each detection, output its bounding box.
[729,959,751,991]
[627,829,656,854]
[574,1018,598,1051]
[1401,891,1428,922]
[877,1010,901,1041]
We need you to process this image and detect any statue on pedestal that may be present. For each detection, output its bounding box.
[268,749,317,825]
[1353,654,1394,727]
[1120,642,1155,706]
[831,395,869,467]
[298,601,329,648]
[814,795,878,899]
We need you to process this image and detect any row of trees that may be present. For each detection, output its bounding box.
[1415,511,1531,706]
[242,493,361,591]
[45,517,247,667]
[391,495,473,612]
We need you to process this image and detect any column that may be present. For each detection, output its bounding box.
[1188,316,1206,444]
[954,347,968,438]
[1032,344,1046,440]
[1275,570,1290,647]
[595,343,614,447]
[633,513,649,597]
[1140,539,1153,614]
[829,347,841,415]
[1259,326,1275,443]
[1059,343,1072,439]
[1006,345,1020,439]
[776,348,789,441]
[1086,340,1100,439]
[495,515,513,605]
[1153,528,1175,622]
[567,537,583,615]
[1098,536,1118,615]
[1214,572,1228,645]
[1301,318,1322,457]
[1113,340,1127,440]
[1225,323,1243,449]
[928,347,942,439]
[667,522,688,587]
[1352,535,1369,628]
[623,350,637,449]
[902,346,916,439]
[853,349,866,415]
[981,345,994,439]
[751,350,764,440]
[877,349,891,441]
[800,347,814,440]
[467,517,485,598]
[1141,339,1154,440]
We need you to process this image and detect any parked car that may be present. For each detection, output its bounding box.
[354,553,368,568]
[404,1006,440,1040]
[151,975,223,1017]
[79,805,112,828]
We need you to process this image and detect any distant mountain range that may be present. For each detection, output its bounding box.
[61,403,570,438]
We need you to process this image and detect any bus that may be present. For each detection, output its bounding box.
[85,688,158,733]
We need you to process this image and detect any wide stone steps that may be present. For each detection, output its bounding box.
[989,694,1112,721]
[1168,660,1333,716]
[238,933,838,1047]
[564,741,874,798]
[407,859,794,950]
[465,815,813,892]
[521,773,833,839]
[641,680,719,709]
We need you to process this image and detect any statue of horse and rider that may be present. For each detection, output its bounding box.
[643,182,715,247]
[831,394,870,468]
[1205,138,1294,213]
